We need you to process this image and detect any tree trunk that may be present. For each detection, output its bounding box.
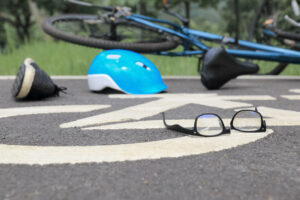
[28,0,48,41]
[138,0,147,40]
[139,0,147,15]
[0,23,6,52]
[248,0,269,41]
[24,7,32,41]
[0,0,33,45]
[184,1,190,27]
[234,0,240,44]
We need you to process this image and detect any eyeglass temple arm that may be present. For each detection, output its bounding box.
[262,120,267,131]
[254,107,267,130]
[162,113,197,135]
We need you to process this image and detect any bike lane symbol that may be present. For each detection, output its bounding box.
[0,93,299,165]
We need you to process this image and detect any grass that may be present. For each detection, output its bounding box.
[0,42,99,75]
[256,61,300,75]
[0,41,198,76]
[0,41,300,76]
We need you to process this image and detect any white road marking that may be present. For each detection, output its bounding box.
[258,106,300,120]
[0,130,272,165]
[289,89,300,93]
[60,94,275,129]
[0,105,110,119]
[83,106,300,131]
[281,88,300,100]
[83,119,194,130]
[83,115,300,131]
[281,95,300,100]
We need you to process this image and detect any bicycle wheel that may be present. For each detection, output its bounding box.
[247,0,289,75]
[43,14,179,53]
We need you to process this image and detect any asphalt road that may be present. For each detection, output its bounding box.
[0,76,299,200]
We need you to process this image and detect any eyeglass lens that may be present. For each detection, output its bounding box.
[196,114,223,136]
[232,111,262,132]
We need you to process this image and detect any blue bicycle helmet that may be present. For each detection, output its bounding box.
[88,49,167,94]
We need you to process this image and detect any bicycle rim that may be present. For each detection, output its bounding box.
[43,14,178,53]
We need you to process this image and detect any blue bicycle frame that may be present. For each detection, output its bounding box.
[125,14,300,64]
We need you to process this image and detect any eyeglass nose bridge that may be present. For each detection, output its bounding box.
[224,127,231,134]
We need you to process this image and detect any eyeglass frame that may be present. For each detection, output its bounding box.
[162,108,266,137]
[230,108,266,133]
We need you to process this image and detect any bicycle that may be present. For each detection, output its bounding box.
[43,0,300,89]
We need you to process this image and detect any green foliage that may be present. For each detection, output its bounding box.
[0,0,32,42]
[221,0,260,39]
[34,0,65,15]
[159,0,219,8]
[221,0,299,40]
[0,0,298,48]
[264,0,299,31]
[1,41,300,76]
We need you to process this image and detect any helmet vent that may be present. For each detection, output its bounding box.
[136,62,150,70]
[107,55,121,59]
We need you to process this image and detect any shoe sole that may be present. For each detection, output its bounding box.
[11,58,36,99]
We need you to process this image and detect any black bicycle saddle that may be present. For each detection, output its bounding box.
[200,47,259,90]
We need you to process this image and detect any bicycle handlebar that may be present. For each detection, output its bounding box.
[163,8,189,26]
[162,0,189,27]
[284,14,300,28]
[66,0,189,26]
[65,0,113,11]
[292,0,300,16]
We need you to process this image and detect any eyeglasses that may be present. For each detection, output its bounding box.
[162,108,266,137]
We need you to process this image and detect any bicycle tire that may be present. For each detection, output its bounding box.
[273,28,300,41]
[248,0,270,41]
[43,14,179,53]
